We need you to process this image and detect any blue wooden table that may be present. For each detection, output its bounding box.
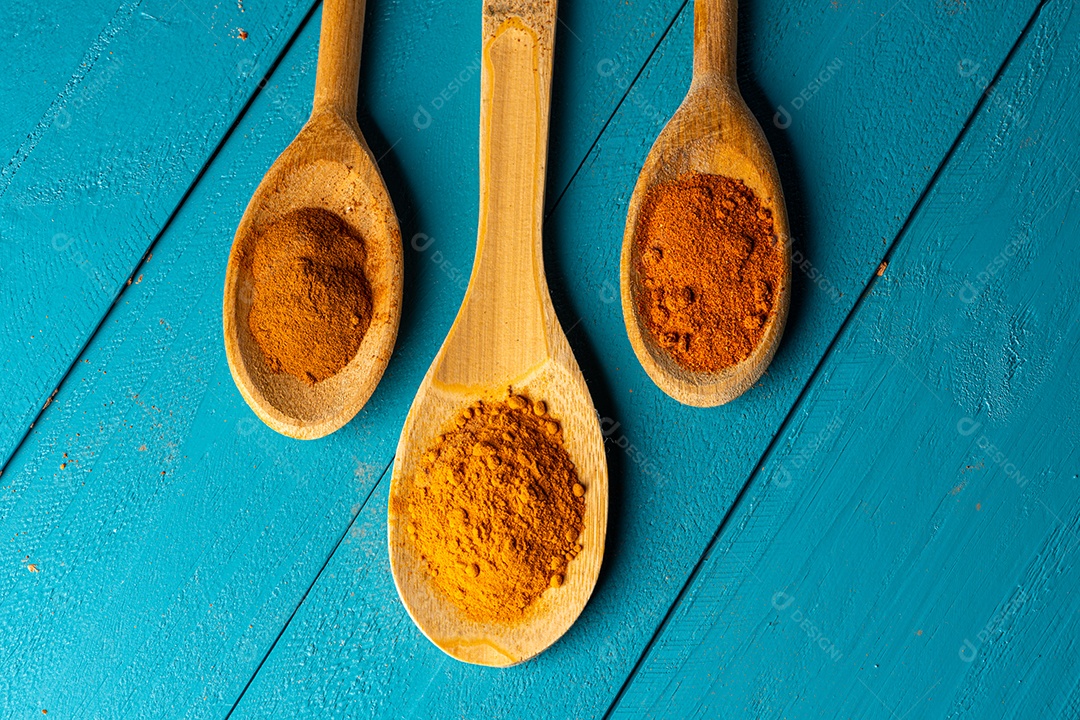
[3,0,1077,716]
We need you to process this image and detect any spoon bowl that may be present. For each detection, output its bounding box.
[621,0,791,406]
[390,360,606,666]
[223,0,402,439]
[388,3,607,666]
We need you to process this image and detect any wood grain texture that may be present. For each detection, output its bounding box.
[611,2,1080,716]
[225,1,1046,717]
[0,1,128,163]
[0,0,697,716]
[0,0,319,468]
[0,0,691,474]
[388,2,608,666]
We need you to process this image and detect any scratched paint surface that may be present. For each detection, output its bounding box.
[611,2,1080,716]
[229,2,1069,717]
[1,0,1076,718]
[0,0,326,470]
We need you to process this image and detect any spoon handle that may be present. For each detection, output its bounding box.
[313,0,365,117]
[431,2,558,387]
[692,0,738,87]
[477,3,557,258]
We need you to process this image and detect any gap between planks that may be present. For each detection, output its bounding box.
[0,0,323,481]
[223,456,394,719]
[543,0,691,221]
[601,0,1055,716]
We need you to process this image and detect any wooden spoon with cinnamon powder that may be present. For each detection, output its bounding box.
[223,0,402,439]
[621,0,791,406]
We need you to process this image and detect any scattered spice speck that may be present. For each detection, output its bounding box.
[27,564,39,573]
[238,28,248,39]
[876,261,888,276]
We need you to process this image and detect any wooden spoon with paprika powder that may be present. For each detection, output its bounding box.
[222,0,402,439]
[387,1,607,666]
[621,0,791,406]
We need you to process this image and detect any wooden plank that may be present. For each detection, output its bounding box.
[0,2,691,717]
[225,1,1046,717]
[610,2,1080,717]
[0,0,319,468]
[0,0,687,471]
[0,1,122,163]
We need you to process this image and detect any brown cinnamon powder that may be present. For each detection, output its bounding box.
[245,207,372,384]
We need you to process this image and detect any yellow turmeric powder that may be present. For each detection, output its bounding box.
[398,393,585,623]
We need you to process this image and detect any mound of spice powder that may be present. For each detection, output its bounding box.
[245,207,373,384]
[398,393,586,624]
[634,173,783,372]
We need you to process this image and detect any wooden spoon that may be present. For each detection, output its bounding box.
[387,1,607,666]
[222,0,402,439]
[620,0,791,406]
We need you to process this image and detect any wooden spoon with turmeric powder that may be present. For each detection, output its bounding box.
[387,1,607,667]
[621,0,791,406]
[222,0,402,439]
